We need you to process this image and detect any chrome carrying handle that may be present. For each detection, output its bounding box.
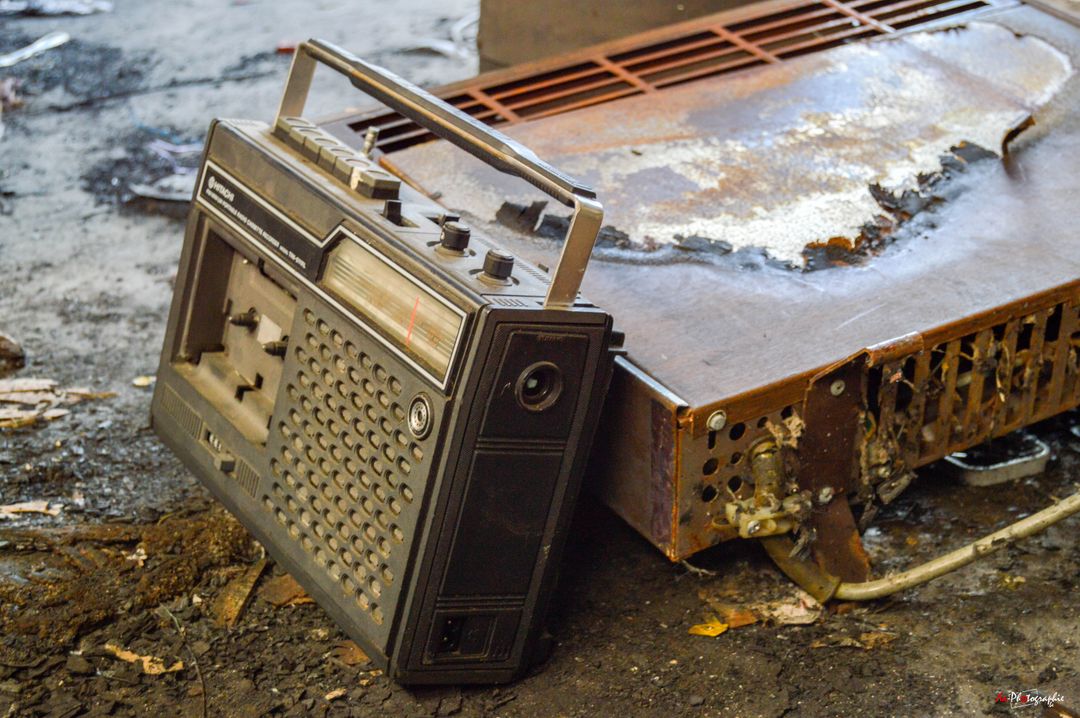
[276,39,603,309]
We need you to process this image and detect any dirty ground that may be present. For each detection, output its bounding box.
[1,2,1078,717]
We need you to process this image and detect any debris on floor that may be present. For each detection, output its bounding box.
[698,585,824,631]
[687,617,729,637]
[0,31,70,69]
[0,0,112,15]
[0,331,25,376]
[402,11,478,59]
[259,571,314,607]
[810,630,898,650]
[130,173,196,202]
[103,643,184,675]
[211,557,267,628]
[129,139,202,202]
[0,378,115,429]
[132,375,156,388]
[0,500,62,519]
[330,640,371,667]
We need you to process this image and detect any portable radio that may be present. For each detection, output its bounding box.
[150,40,616,683]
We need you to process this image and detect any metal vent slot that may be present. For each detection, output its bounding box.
[330,0,991,153]
[263,307,425,631]
[872,299,1080,469]
[160,385,202,440]
[235,459,260,498]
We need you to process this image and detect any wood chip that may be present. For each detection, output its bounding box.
[0,378,111,429]
[324,688,347,701]
[0,500,62,519]
[259,572,313,607]
[104,643,183,675]
[331,641,371,667]
[212,557,268,628]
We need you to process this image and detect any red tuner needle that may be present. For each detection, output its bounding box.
[405,296,420,347]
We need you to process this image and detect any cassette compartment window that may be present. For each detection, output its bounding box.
[321,236,463,383]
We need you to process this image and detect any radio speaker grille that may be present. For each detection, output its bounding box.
[264,303,431,639]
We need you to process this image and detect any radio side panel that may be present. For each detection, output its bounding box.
[393,307,614,683]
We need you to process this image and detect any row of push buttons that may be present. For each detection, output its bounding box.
[274,116,401,200]
[275,116,516,285]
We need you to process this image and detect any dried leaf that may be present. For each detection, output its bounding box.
[688,617,729,637]
[104,643,183,675]
[331,641,371,667]
[698,596,759,629]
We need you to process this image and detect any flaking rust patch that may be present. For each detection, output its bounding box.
[388,22,1074,268]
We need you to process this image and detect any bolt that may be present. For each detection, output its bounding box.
[830,379,846,396]
[706,410,727,432]
[818,486,834,505]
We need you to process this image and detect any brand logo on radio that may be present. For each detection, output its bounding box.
[207,175,235,203]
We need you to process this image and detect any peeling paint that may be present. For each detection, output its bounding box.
[388,22,1074,268]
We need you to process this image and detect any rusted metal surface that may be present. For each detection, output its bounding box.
[321,0,1005,154]
[797,358,872,582]
[387,23,1071,266]
[331,5,1080,561]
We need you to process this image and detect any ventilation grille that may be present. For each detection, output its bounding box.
[339,0,992,153]
[160,385,202,440]
[872,298,1080,468]
[683,292,1080,558]
[235,459,260,498]
[264,307,426,629]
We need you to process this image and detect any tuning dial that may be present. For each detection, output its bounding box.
[483,250,515,281]
[439,221,471,253]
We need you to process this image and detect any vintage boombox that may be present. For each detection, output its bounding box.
[150,41,616,683]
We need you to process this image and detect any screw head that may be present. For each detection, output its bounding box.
[830,379,846,396]
[706,410,727,432]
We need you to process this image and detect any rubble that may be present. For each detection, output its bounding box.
[0,378,115,430]
[0,332,24,376]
